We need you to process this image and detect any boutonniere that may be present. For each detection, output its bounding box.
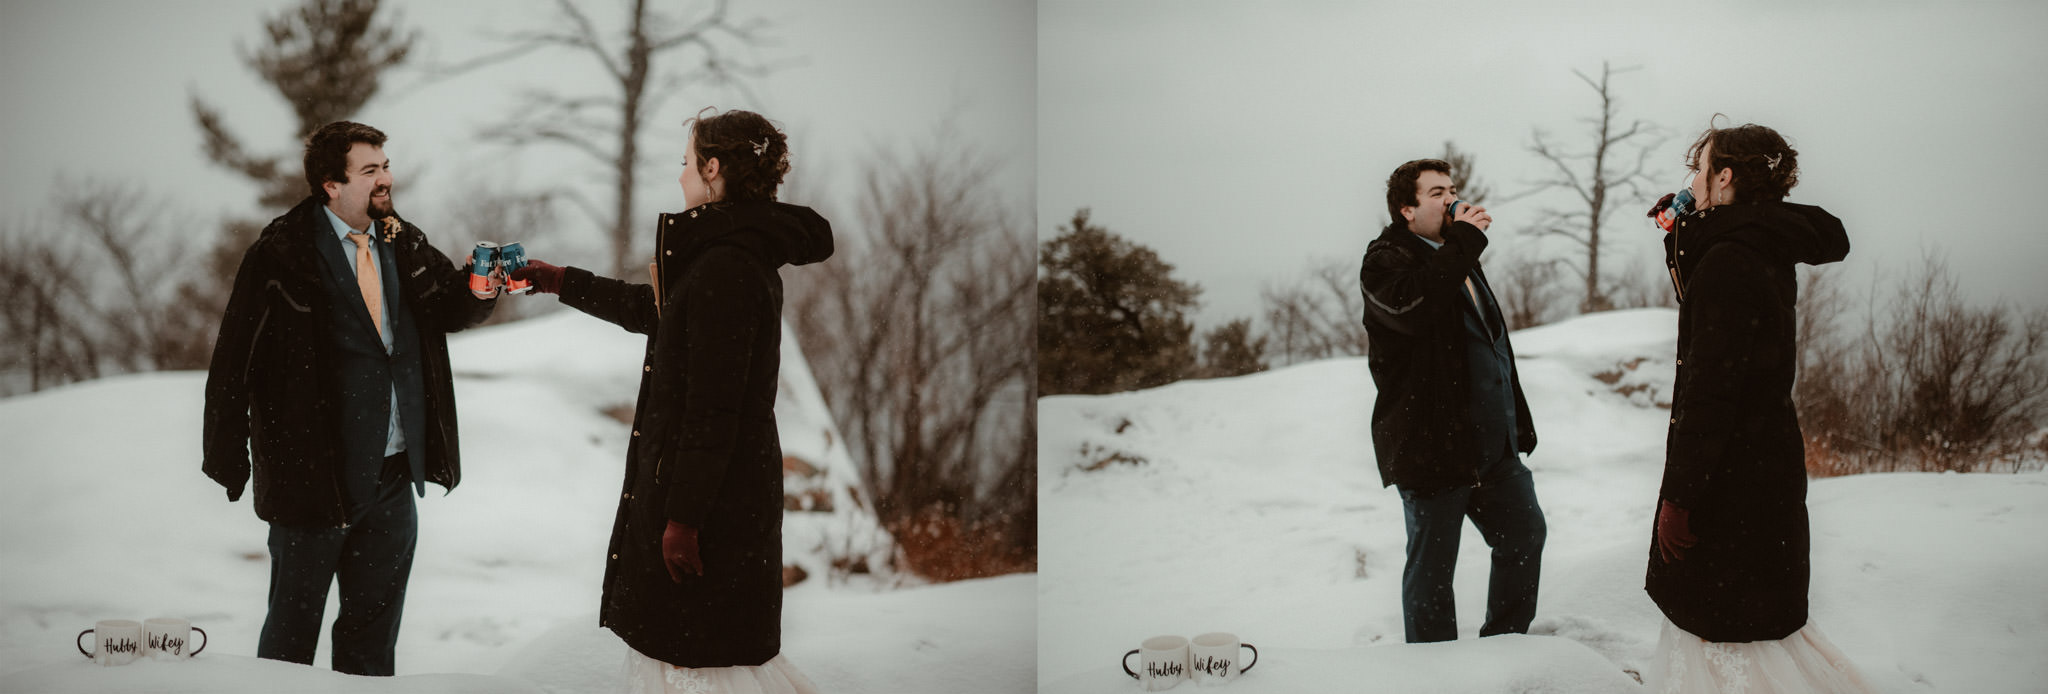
[380,216,402,243]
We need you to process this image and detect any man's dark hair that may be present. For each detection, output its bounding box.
[1386,158,1452,222]
[303,121,388,203]
[1686,118,1799,203]
[685,108,790,203]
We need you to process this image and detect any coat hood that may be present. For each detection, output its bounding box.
[657,201,834,271]
[1694,201,1850,268]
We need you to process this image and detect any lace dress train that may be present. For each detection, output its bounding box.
[1645,617,1878,694]
[621,649,822,694]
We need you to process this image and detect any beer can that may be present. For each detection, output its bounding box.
[1652,188,1696,233]
[470,242,501,298]
[499,242,532,294]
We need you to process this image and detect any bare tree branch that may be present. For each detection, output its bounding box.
[441,0,778,276]
[1518,60,1665,313]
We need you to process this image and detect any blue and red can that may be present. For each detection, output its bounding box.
[499,242,532,294]
[470,242,501,298]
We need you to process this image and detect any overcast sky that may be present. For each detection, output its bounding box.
[1040,0,2048,331]
[7,0,2045,337]
[1,0,1033,268]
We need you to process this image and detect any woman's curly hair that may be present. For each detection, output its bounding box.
[1686,116,1800,203]
[687,108,790,203]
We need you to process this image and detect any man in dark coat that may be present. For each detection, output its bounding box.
[514,199,831,668]
[1647,133,1850,643]
[1358,158,1544,644]
[202,121,496,675]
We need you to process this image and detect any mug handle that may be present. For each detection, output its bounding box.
[77,629,94,658]
[1239,643,1259,674]
[190,627,207,656]
[1122,648,1142,680]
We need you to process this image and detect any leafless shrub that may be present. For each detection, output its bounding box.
[1868,255,2048,472]
[785,134,1034,580]
[0,223,99,394]
[1796,255,2048,475]
[1485,245,1571,331]
[58,180,211,372]
[1609,256,1678,311]
[0,181,214,395]
[1259,257,1368,366]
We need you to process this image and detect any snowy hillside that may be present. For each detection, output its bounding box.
[1038,308,2048,693]
[0,312,1032,693]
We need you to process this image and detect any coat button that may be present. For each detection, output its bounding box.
[623,493,632,500]
[611,554,618,560]
[1670,418,1677,424]
[644,365,652,372]
[1676,359,1683,365]
[1679,250,1686,256]
[632,430,641,437]
[665,250,672,256]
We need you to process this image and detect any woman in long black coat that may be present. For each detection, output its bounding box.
[1643,121,1874,693]
[512,110,831,693]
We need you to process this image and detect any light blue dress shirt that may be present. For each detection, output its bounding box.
[321,205,406,458]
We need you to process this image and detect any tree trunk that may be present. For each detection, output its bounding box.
[612,0,653,278]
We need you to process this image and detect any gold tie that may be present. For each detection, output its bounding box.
[347,232,384,338]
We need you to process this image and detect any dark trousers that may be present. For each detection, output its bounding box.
[1398,460,1545,643]
[256,454,418,676]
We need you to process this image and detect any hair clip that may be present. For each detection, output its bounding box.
[751,138,769,156]
[1765,153,1783,170]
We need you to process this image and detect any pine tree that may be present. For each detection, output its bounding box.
[1197,318,1268,379]
[1038,209,1200,395]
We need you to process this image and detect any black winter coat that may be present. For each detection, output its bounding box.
[1358,221,1537,494]
[557,201,832,668]
[1646,201,1849,643]
[202,197,495,526]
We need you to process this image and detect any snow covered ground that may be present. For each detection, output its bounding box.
[1038,308,2048,693]
[0,311,1033,693]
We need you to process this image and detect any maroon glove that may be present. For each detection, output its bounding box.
[1655,499,1698,563]
[509,259,565,294]
[662,520,703,581]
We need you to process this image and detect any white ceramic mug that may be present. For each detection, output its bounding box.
[1121,635,1190,691]
[144,617,208,660]
[1189,631,1259,685]
[76,619,143,666]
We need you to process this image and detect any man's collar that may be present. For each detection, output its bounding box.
[320,203,366,240]
[1411,231,1444,250]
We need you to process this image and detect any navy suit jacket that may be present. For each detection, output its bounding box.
[312,229,430,505]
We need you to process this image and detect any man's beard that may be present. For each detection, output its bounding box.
[366,193,396,220]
